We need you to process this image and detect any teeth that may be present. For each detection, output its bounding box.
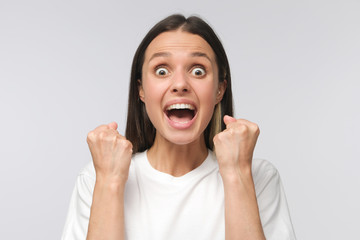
[167,103,195,111]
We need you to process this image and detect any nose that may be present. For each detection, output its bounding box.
[171,71,190,94]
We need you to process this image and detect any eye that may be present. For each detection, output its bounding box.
[191,67,206,77]
[155,67,169,76]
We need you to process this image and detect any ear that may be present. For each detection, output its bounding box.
[216,80,227,104]
[138,79,145,102]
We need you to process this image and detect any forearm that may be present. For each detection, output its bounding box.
[222,170,265,240]
[86,180,125,240]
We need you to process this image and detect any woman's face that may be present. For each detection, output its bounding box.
[139,30,225,145]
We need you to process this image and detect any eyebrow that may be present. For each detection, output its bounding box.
[190,52,211,62]
[149,52,171,61]
[149,51,212,62]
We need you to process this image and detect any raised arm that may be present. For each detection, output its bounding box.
[86,122,132,240]
[214,115,265,240]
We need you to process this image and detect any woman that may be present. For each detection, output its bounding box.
[62,14,296,240]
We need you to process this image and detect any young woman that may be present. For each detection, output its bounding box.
[62,14,296,240]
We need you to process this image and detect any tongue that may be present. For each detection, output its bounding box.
[168,109,194,123]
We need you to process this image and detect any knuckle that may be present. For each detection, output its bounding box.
[213,135,219,144]
[119,139,132,149]
[249,121,258,129]
[237,124,249,134]
[126,140,133,149]
[87,131,93,139]
[213,134,218,141]
[98,131,106,139]
[247,122,260,135]
[110,134,117,142]
[123,140,133,153]
[229,128,235,135]
[217,132,225,140]
[253,124,260,134]
[87,131,95,141]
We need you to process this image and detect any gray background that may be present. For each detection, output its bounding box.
[1,0,359,239]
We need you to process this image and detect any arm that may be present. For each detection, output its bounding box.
[86,122,132,240]
[221,168,265,240]
[87,179,126,240]
[214,116,265,240]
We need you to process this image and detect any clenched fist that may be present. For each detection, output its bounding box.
[213,115,260,178]
[87,122,133,185]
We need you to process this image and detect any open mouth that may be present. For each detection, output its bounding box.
[165,103,196,123]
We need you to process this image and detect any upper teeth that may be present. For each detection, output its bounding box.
[167,103,195,110]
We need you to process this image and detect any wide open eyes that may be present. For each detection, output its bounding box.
[155,67,169,76]
[191,67,206,77]
[154,66,206,77]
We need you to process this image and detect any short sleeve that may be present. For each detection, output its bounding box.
[61,168,95,240]
[252,159,297,240]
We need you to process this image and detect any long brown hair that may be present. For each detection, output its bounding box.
[125,14,233,153]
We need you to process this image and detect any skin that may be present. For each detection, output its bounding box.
[86,30,265,240]
[139,30,225,176]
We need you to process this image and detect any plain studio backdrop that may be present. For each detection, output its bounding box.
[1,0,359,239]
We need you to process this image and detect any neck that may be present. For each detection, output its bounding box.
[147,133,208,177]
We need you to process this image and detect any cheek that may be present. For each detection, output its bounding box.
[142,76,164,101]
[194,81,218,126]
[194,80,218,105]
[141,78,168,120]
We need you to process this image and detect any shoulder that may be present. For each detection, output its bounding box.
[252,158,279,179]
[79,161,96,180]
[132,151,147,162]
[251,159,296,239]
[251,158,281,196]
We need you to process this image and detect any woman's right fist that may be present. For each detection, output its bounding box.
[86,122,133,185]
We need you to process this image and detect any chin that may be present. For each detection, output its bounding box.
[163,132,203,146]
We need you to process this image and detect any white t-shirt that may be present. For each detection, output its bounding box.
[62,150,296,240]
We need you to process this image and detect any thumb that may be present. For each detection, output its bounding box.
[108,121,118,130]
[223,115,236,128]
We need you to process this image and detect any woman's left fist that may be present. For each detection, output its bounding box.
[213,115,260,177]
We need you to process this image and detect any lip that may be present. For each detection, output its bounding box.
[163,99,198,130]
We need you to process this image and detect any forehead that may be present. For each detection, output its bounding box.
[144,30,216,61]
